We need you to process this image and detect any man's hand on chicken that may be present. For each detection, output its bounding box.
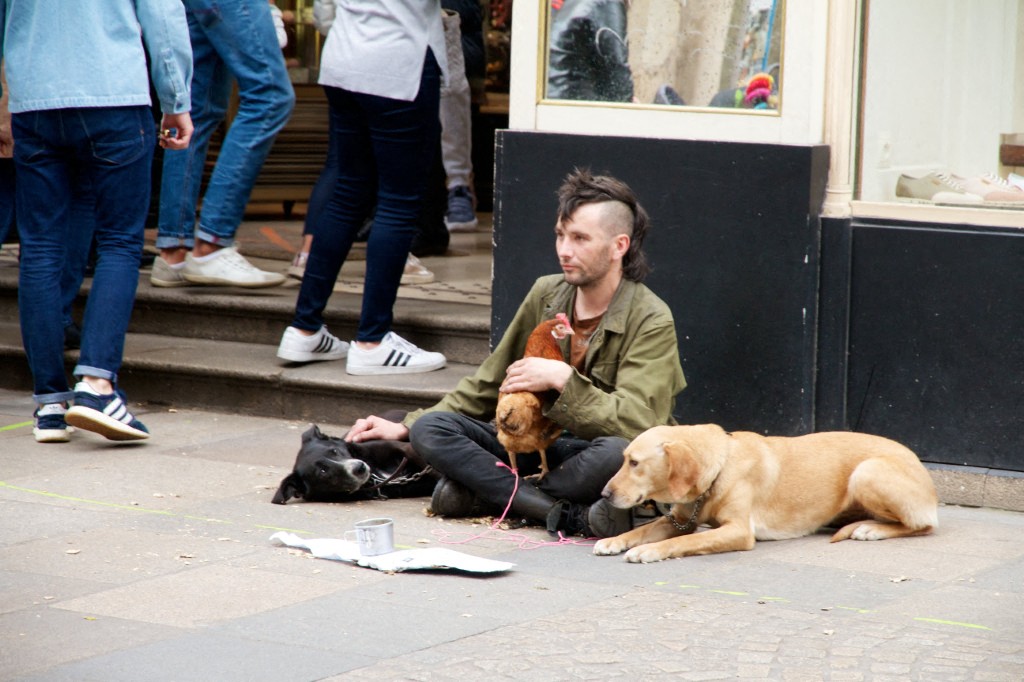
[499,357,573,395]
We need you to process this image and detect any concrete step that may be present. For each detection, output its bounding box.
[125,279,492,365]
[0,220,494,423]
[0,260,493,366]
[0,321,473,424]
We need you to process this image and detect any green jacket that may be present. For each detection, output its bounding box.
[404,274,686,440]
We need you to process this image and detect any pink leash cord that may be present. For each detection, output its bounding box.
[430,461,595,549]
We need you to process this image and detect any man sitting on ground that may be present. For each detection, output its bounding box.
[345,168,686,537]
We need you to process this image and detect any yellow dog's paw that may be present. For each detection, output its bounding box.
[624,545,667,563]
[593,537,628,555]
[850,522,889,541]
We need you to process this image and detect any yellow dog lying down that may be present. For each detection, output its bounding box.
[594,424,939,564]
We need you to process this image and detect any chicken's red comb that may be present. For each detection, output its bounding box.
[555,312,572,327]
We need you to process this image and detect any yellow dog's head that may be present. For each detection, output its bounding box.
[602,424,729,508]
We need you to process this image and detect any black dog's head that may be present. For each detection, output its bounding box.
[272,425,371,504]
[272,424,435,504]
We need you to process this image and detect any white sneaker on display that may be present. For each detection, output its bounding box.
[182,246,286,288]
[894,172,983,204]
[950,173,1024,203]
[345,331,446,376]
[277,326,349,363]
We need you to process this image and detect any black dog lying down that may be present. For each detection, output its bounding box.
[272,423,439,504]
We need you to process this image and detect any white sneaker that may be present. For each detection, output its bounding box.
[182,246,286,288]
[277,325,349,363]
[150,257,191,288]
[346,331,446,375]
[401,254,435,285]
[950,173,1024,202]
[894,172,983,204]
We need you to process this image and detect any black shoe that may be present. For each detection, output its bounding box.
[585,498,633,538]
[546,499,633,538]
[430,476,481,517]
[545,499,589,536]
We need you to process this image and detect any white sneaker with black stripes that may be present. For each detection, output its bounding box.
[276,325,349,363]
[346,331,446,375]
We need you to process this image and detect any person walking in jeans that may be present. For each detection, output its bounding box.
[1,0,193,442]
[151,0,294,289]
[276,0,450,375]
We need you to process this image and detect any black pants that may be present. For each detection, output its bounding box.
[410,411,627,510]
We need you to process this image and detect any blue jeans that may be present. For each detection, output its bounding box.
[292,51,442,342]
[61,185,97,329]
[13,106,155,404]
[157,0,294,249]
[302,121,341,238]
[1,161,94,327]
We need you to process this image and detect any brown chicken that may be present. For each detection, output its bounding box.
[495,313,575,479]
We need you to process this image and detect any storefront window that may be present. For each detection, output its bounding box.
[858,0,1024,208]
[543,0,785,111]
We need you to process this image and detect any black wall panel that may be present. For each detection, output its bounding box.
[843,221,1024,470]
[492,131,828,435]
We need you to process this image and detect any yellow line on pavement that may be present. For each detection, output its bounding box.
[0,481,314,535]
[914,617,992,630]
[0,421,32,432]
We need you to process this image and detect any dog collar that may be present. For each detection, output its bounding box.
[664,479,715,533]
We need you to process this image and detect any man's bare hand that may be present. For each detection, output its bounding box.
[500,357,573,394]
[159,112,193,150]
[345,414,410,443]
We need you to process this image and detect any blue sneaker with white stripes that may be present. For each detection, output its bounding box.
[66,381,150,441]
[346,331,446,376]
[277,325,349,363]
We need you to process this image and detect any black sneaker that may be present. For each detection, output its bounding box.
[546,499,589,536]
[430,476,481,517]
[585,498,633,538]
[547,499,633,538]
[66,381,149,441]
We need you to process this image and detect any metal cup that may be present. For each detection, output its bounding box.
[344,517,394,556]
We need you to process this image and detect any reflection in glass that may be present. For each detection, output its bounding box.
[544,0,784,111]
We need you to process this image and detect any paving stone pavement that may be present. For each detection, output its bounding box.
[1,388,1023,681]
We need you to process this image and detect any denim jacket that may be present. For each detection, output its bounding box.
[405,274,687,441]
[0,0,192,115]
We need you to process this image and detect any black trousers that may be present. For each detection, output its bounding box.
[410,411,627,510]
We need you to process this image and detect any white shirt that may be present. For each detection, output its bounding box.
[316,0,448,102]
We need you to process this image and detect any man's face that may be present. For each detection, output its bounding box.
[555,202,621,289]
